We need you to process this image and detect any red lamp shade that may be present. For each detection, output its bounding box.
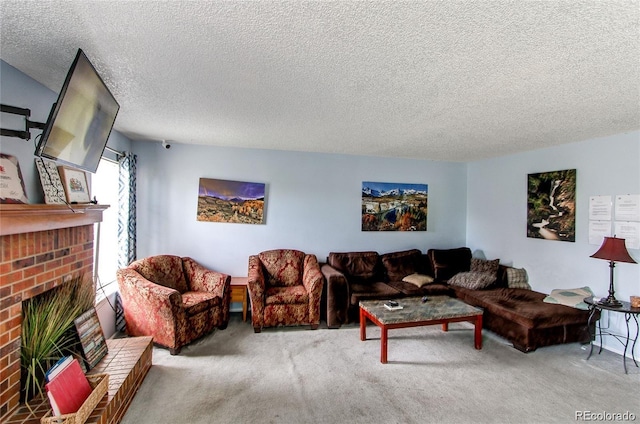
[590,237,637,264]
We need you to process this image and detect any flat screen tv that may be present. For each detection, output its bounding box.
[35,49,119,173]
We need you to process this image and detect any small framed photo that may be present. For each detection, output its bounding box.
[58,166,91,203]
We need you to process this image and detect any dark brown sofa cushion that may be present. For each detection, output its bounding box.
[457,288,592,328]
[454,286,596,351]
[386,280,453,297]
[380,249,423,281]
[349,282,402,305]
[328,251,382,284]
[427,247,472,282]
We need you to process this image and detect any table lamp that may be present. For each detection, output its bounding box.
[590,236,637,307]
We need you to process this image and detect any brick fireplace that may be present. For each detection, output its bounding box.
[0,204,107,421]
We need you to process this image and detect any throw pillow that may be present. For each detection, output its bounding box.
[471,258,500,276]
[447,271,496,290]
[543,287,594,310]
[506,267,531,290]
[401,273,434,288]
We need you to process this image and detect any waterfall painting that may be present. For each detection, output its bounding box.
[527,169,576,242]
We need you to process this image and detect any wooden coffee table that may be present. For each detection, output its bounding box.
[359,296,483,363]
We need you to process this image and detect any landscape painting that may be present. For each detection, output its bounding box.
[527,169,576,242]
[197,178,265,224]
[362,181,428,231]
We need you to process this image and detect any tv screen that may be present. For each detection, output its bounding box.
[35,49,119,173]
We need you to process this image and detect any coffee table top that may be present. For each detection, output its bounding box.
[359,296,483,325]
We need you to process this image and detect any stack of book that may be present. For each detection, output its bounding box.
[384,300,403,311]
[44,356,93,416]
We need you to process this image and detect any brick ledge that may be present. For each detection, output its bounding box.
[4,336,152,424]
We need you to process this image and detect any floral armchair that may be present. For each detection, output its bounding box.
[247,249,324,333]
[117,255,230,354]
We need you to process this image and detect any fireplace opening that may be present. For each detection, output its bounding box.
[20,274,96,402]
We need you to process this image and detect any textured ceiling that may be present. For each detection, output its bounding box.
[1,1,639,162]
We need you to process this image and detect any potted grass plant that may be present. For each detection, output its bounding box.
[21,274,96,402]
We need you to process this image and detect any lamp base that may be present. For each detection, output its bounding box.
[598,295,623,308]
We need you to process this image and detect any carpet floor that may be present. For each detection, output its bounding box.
[120,315,639,424]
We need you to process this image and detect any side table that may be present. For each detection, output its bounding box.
[230,277,248,322]
[585,296,640,374]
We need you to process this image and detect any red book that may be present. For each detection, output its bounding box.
[44,358,92,415]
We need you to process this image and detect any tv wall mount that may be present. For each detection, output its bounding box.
[0,104,46,140]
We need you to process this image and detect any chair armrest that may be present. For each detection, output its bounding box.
[247,255,266,328]
[117,268,183,308]
[303,254,324,325]
[320,264,349,328]
[302,254,323,297]
[182,257,230,298]
[116,268,185,346]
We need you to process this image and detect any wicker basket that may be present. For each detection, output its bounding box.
[40,373,109,424]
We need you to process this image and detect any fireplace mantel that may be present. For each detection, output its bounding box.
[0,204,109,236]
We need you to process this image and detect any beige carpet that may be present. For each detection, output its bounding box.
[121,315,639,424]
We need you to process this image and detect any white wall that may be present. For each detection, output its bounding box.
[1,61,60,202]
[96,294,117,338]
[466,132,640,357]
[133,140,468,276]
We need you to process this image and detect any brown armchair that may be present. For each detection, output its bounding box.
[247,249,324,333]
[116,255,230,354]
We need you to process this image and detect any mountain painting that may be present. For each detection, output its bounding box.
[527,169,576,242]
[197,178,265,224]
[362,181,428,231]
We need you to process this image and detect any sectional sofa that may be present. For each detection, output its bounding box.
[320,247,596,352]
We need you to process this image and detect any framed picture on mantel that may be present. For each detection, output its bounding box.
[0,153,29,204]
[35,158,66,204]
[58,165,91,204]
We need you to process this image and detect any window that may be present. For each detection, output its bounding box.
[92,158,119,299]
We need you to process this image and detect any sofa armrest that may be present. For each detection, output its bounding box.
[302,254,324,324]
[116,268,185,347]
[320,264,350,328]
[182,257,230,298]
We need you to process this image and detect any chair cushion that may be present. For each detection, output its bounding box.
[328,251,381,284]
[380,249,423,281]
[182,291,221,316]
[259,249,305,287]
[265,285,309,305]
[130,255,189,293]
